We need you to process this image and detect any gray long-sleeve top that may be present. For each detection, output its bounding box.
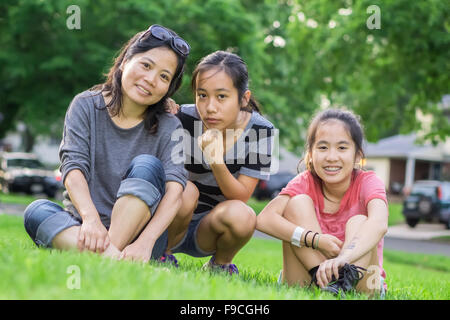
[59,90,187,223]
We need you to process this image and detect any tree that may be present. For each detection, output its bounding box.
[257,0,449,152]
[0,0,265,146]
[1,0,448,153]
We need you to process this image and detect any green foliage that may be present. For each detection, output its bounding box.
[262,0,449,151]
[0,0,265,138]
[0,0,448,152]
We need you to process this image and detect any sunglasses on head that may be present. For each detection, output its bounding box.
[139,24,190,57]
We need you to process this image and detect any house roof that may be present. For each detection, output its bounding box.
[365,133,450,162]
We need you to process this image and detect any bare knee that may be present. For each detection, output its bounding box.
[345,215,367,233]
[184,181,200,200]
[283,194,315,223]
[177,181,199,221]
[217,200,256,238]
[111,195,152,230]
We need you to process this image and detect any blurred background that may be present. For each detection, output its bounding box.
[0,0,449,231]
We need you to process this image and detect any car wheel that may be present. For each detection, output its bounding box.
[418,197,432,215]
[446,220,450,230]
[406,217,419,228]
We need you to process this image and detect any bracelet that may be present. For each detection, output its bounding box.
[316,233,320,249]
[311,232,318,250]
[303,230,313,248]
[290,226,305,247]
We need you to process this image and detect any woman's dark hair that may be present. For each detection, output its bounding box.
[91,26,188,134]
[191,50,261,113]
[300,108,365,175]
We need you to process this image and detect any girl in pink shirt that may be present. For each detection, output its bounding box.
[256,109,389,298]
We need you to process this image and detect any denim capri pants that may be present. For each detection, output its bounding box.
[170,212,216,258]
[23,154,168,260]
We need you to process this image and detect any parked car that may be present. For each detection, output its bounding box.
[402,180,450,229]
[0,152,62,198]
[253,171,297,200]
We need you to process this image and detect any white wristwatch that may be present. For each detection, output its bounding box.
[291,226,305,247]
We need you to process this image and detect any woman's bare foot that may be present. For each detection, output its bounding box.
[102,243,122,260]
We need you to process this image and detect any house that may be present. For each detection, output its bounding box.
[364,133,450,194]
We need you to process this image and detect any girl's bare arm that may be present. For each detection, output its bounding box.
[256,194,297,242]
[338,198,388,263]
[210,163,259,202]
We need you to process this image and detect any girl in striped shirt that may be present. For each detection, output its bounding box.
[163,51,276,274]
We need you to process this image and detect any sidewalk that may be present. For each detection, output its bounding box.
[386,223,450,241]
[0,203,26,216]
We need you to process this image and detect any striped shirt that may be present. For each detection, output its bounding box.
[176,104,275,217]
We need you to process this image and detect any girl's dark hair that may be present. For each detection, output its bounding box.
[191,50,261,113]
[301,108,365,175]
[91,26,188,134]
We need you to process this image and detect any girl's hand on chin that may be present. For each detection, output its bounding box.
[198,129,224,165]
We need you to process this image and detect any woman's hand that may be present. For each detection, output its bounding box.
[166,98,180,114]
[316,256,349,288]
[78,216,110,253]
[119,240,154,263]
[198,129,224,165]
[316,234,343,259]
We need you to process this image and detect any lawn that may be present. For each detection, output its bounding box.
[0,192,62,206]
[0,213,449,300]
[0,192,41,205]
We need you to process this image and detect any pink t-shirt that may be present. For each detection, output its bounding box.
[279,169,388,280]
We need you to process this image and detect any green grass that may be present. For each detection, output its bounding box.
[388,202,405,226]
[0,192,39,205]
[0,192,63,206]
[0,214,449,300]
[247,198,270,215]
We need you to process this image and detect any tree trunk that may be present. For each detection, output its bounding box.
[22,125,35,153]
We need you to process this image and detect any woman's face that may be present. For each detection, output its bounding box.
[195,68,244,131]
[310,120,361,187]
[121,46,178,110]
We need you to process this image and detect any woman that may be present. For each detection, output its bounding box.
[24,24,191,263]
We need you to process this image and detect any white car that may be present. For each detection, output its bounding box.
[0,152,62,198]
